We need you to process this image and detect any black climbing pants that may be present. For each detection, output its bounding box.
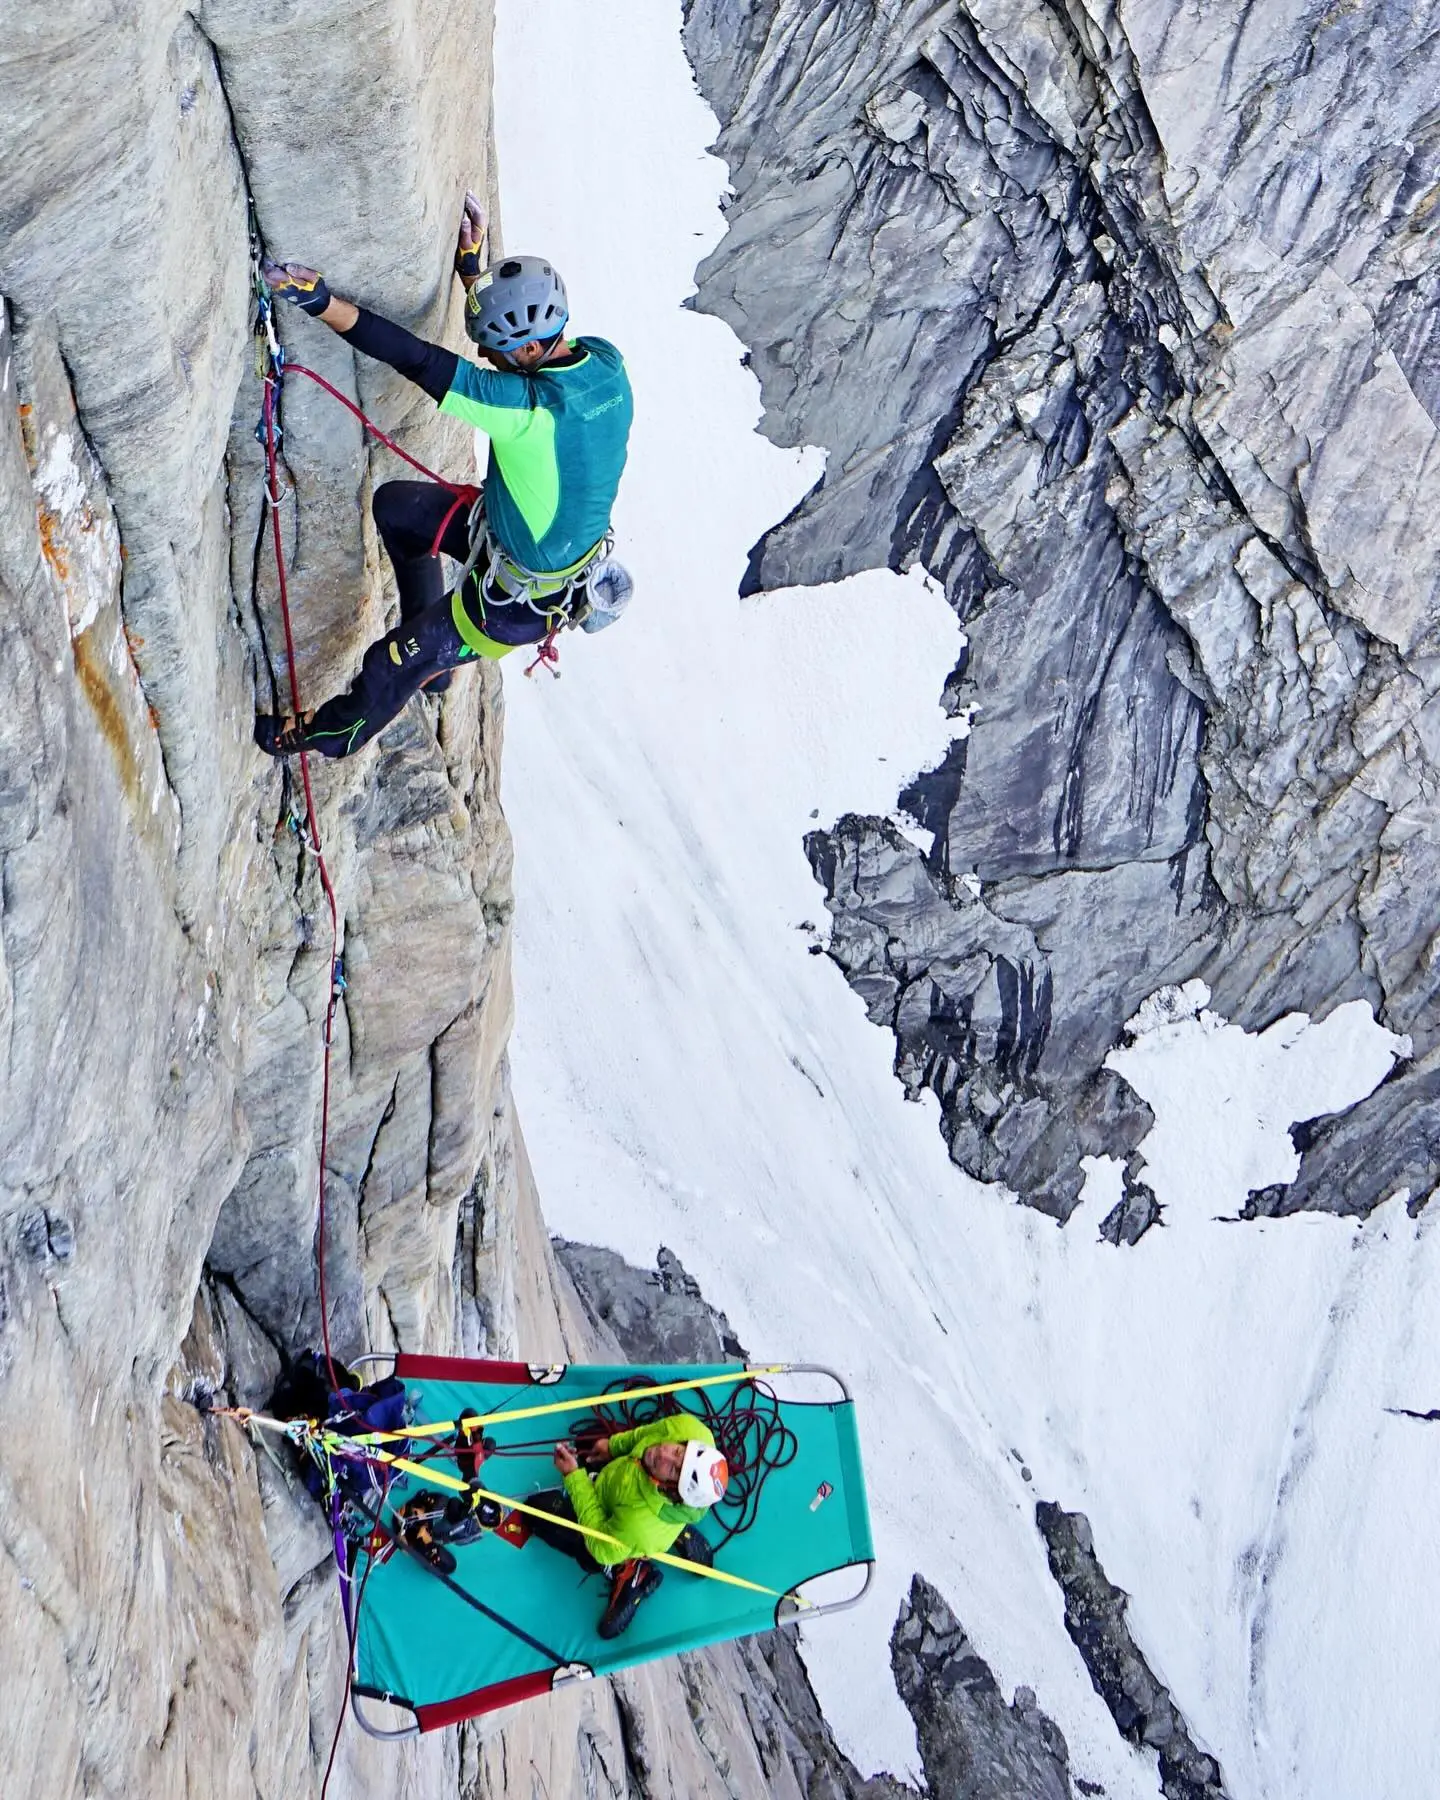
[523,1489,605,1575]
[301,481,476,757]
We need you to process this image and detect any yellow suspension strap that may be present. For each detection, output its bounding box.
[445,1482,813,1606]
[348,1365,787,1447]
[214,1376,811,1605]
[334,1447,811,1605]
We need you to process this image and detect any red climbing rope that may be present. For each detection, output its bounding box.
[523,626,563,679]
[283,361,478,554]
[261,368,343,1392]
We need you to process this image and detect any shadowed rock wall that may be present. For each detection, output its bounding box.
[684,0,1440,1228]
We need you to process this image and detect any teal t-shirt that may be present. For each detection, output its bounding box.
[439,337,633,573]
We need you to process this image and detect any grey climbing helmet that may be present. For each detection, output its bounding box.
[464,255,569,353]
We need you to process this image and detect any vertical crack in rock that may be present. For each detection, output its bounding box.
[1037,1502,1230,1800]
[1,3,509,1791]
[684,0,1440,1225]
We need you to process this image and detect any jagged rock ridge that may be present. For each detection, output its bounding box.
[683,0,1440,1227]
[892,1574,1075,1800]
[1037,1503,1229,1800]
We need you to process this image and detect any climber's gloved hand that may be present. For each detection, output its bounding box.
[261,258,332,316]
[455,190,488,286]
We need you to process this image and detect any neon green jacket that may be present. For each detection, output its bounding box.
[561,1414,715,1567]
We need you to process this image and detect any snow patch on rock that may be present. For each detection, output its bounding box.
[1108,994,1409,1221]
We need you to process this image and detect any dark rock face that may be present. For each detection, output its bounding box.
[891,1574,1074,1800]
[805,814,1173,1220]
[684,0,1440,1225]
[554,1240,746,1364]
[1036,1503,1229,1800]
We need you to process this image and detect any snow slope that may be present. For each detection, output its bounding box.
[492,6,1438,1795]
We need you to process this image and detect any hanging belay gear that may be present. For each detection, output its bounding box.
[455,496,633,678]
[220,1358,874,1737]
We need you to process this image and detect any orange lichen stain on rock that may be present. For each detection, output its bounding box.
[72,626,143,813]
[37,504,70,580]
[16,402,37,467]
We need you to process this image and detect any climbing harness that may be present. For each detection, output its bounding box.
[466,517,613,679]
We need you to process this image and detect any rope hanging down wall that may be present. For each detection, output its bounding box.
[250,247,481,1384]
[248,252,483,1800]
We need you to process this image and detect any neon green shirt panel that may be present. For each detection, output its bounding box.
[561,1416,715,1566]
[438,388,562,545]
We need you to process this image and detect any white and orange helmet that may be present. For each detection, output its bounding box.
[678,1441,729,1508]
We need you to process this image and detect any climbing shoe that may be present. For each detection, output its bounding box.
[254,712,315,758]
[441,1491,504,1546]
[670,1525,714,1568]
[409,1535,457,1575]
[597,1558,663,1639]
[397,1492,459,1574]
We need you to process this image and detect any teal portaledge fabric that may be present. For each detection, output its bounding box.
[351,1360,873,1727]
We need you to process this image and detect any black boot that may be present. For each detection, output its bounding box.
[598,1559,663,1639]
[441,1491,504,1545]
[254,712,316,758]
[670,1525,714,1567]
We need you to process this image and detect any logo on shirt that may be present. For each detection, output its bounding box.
[582,394,624,421]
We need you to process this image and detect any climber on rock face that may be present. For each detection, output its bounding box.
[253,191,634,758]
[520,1415,728,1639]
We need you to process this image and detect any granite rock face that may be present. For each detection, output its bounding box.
[891,1574,1075,1800]
[684,0,1440,1226]
[0,4,518,1794]
[554,1239,747,1363]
